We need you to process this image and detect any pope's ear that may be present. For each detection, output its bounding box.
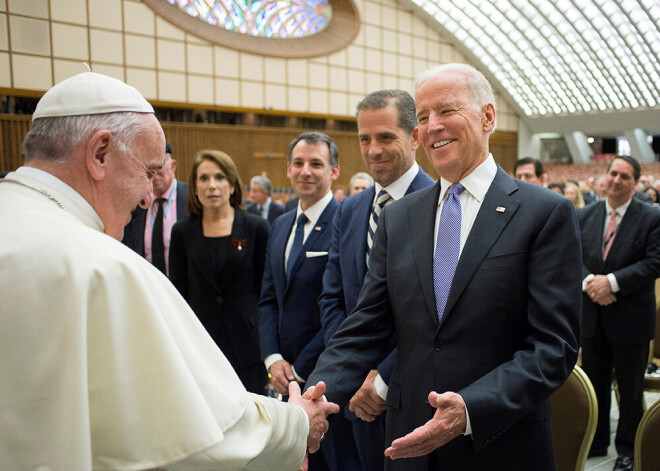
[85,130,113,181]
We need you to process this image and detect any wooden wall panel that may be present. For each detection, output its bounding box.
[0,115,31,172]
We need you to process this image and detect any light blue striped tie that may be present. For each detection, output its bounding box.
[366,189,391,266]
[433,183,464,322]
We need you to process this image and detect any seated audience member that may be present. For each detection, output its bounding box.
[170,150,270,394]
[548,181,565,195]
[247,175,285,224]
[513,156,547,186]
[349,171,374,196]
[0,71,337,470]
[565,181,585,208]
[122,141,187,276]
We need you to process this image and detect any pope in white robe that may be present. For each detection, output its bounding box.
[0,72,335,471]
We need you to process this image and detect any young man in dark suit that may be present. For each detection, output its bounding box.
[579,155,660,471]
[259,132,359,470]
[319,89,434,471]
[306,63,582,471]
[122,142,187,275]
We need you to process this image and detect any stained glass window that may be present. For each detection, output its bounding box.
[165,0,332,38]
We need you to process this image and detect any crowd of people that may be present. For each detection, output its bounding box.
[1,63,659,471]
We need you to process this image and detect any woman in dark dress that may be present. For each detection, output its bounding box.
[169,149,269,394]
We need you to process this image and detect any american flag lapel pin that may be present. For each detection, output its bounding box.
[496,206,506,213]
[314,226,322,231]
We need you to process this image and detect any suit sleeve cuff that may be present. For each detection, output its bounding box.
[463,399,472,436]
[374,373,388,400]
[582,273,595,291]
[265,353,284,372]
[607,273,620,293]
[291,365,305,384]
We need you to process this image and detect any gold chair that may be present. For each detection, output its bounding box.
[550,365,598,471]
[634,399,660,471]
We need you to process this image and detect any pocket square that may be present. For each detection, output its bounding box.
[306,251,328,258]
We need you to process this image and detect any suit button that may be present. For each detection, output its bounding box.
[434,342,444,351]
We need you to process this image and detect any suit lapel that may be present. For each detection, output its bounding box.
[408,182,442,324]
[355,188,375,281]
[442,168,520,324]
[276,211,296,293]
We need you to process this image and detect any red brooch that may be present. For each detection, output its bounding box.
[232,238,247,251]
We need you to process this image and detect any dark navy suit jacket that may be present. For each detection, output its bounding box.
[122,180,188,256]
[308,168,582,470]
[247,200,285,225]
[319,167,434,383]
[258,198,338,380]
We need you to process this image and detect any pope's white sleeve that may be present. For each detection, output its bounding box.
[167,393,308,471]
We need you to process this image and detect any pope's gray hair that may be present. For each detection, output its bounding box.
[23,112,150,163]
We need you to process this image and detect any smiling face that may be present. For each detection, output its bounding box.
[195,159,234,211]
[287,140,339,210]
[357,105,418,187]
[102,114,165,239]
[606,158,637,207]
[415,71,495,182]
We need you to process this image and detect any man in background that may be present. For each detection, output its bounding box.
[122,141,187,276]
[0,72,337,470]
[579,155,660,471]
[513,156,547,186]
[247,175,285,224]
[319,89,434,471]
[349,172,374,196]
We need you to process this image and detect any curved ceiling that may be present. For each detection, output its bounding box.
[406,0,660,135]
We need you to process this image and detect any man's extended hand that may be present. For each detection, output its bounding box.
[586,275,617,306]
[269,359,297,395]
[288,381,339,454]
[349,369,386,422]
[385,391,466,460]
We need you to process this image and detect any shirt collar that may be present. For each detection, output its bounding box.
[17,166,102,226]
[296,191,333,225]
[374,162,419,202]
[605,197,633,216]
[262,197,272,211]
[438,154,497,204]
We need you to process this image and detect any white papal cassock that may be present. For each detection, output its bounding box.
[0,168,308,470]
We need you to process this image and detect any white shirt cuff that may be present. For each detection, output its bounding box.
[291,366,305,384]
[374,373,388,400]
[582,273,595,291]
[607,273,620,293]
[463,400,472,436]
[264,353,284,372]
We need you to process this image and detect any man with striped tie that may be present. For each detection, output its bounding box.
[318,89,434,471]
[578,155,660,471]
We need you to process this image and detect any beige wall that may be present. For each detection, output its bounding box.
[0,0,519,131]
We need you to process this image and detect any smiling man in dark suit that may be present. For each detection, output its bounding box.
[259,132,359,470]
[319,89,434,471]
[578,155,660,471]
[306,63,582,471]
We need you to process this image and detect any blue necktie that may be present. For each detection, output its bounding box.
[287,212,308,281]
[433,183,465,322]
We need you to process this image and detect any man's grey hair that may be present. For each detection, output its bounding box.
[23,112,150,163]
[287,132,339,166]
[415,63,497,133]
[355,90,417,135]
[250,175,273,195]
[350,172,374,187]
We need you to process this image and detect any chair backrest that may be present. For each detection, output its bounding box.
[550,365,598,471]
[635,399,660,471]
